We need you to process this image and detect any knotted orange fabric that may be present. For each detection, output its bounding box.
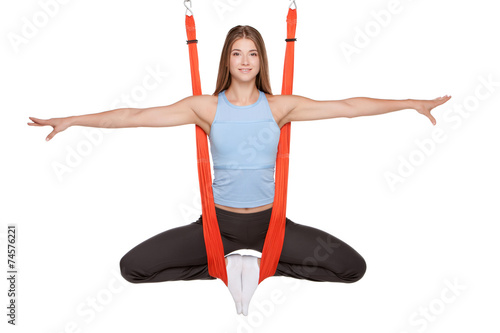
[185,8,297,287]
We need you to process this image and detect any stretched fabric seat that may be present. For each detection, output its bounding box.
[184,7,297,286]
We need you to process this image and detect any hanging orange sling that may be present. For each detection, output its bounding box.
[184,3,297,286]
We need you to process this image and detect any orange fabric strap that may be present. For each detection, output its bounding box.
[185,14,228,286]
[258,7,296,283]
[185,7,297,287]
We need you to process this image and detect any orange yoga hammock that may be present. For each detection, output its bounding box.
[185,5,297,286]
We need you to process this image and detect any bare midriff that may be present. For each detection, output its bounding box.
[214,202,273,214]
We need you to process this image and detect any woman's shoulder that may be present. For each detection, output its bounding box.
[186,94,218,131]
[264,94,310,127]
[187,94,218,110]
[264,93,301,110]
[265,93,310,109]
[187,93,218,110]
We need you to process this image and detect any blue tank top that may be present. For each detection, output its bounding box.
[209,89,281,208]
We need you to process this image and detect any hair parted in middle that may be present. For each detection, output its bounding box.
[213,25,272,96]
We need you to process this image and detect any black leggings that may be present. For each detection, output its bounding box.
[120,206,366,283]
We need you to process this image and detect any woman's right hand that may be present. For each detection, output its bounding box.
[27,116,72,141]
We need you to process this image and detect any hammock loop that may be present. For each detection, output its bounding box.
[184,0,193,16]
[289,0,297,10]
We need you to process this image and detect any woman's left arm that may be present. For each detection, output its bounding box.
[343,95,452,125]
[282,95,452,126]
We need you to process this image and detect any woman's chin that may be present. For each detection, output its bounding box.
[233,75,257,83]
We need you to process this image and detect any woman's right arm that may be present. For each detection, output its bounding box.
[28,96,202,141]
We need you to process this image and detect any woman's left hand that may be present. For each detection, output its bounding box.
[414,95,452,126]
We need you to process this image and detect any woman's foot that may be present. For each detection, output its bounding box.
[241,255,260,316]
[226,254,243,314]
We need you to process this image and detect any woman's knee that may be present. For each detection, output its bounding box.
[119,253,146,284]
[341,254,367,283]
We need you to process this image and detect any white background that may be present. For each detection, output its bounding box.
[1,0,499,332]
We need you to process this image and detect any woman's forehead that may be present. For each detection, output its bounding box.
[231,38,257,51]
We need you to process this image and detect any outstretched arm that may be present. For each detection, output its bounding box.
[281,94,452,126]
[28,95,205,141]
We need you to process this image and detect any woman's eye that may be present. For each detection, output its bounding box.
[232,52,257,56]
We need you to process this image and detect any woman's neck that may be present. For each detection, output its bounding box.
[224,84,260,106]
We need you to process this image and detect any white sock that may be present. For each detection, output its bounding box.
[241,255,260,316]
[226,254,243,314]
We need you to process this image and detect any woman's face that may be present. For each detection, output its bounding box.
[229,38,260,82]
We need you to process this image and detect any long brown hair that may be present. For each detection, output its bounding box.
[213,25,272,96]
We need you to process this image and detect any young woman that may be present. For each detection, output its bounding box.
[28,25,451,316]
